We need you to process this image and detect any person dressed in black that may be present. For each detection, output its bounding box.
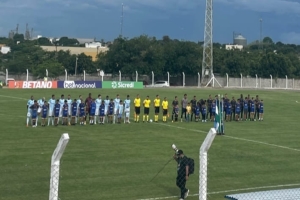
[231,97,236,121]
[240,94,244,119]
[173,150,189,200]
[207,95,213,121]
[172,96,179,122]
[190,96,197,121]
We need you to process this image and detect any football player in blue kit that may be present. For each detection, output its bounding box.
[99,101,105,124]
[62,100,69,125]
[226,101,232,122]
[243,97,248,121]
[195,104,200,122]
[89,99,96,125]
[71,99,77,125]
[235,99,241,121]
[250,98,255,121]
[54,100,60,126]
[259,100,264,121]
[201,104,207,122]
[30,100,39,127]
[41,101,49,127]
[108,99,114,124]
[79,101,85,125]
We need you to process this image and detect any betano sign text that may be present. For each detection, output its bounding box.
[8,81,57,89]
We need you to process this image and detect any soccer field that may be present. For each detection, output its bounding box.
[1,88,300,200]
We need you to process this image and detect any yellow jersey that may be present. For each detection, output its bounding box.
[162,100,168,110]
[143,99,151,108]
[134,98,141,107]
[154,98,160,107]
[186,105,192,113]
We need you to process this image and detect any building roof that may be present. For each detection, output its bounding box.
[76,38,95,44]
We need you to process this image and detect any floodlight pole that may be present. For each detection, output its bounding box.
[26,69,29,81]
[119,70,121,82]
[151,71,154,86]
[167,71,170,86]
[285,75,288,89]
[135,71,138,82]
[226,73,228,87]
[255,74,258,88]
[5,68,8,85]
[201,0,213,84]
[240,73,242,88]
[270,74,272,89]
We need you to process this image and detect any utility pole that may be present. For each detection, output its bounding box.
[120,3,124,37]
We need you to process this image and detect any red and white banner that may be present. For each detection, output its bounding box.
[8,81,58,89]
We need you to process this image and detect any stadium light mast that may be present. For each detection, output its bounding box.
[260,18,263,50]
[201,0,213,84]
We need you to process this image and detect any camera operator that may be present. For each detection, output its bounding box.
[173,150,189,200]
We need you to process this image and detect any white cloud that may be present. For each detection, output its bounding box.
[281,32,300,44]
[216,0,300,14]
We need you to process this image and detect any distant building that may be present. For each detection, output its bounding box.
[40,46,109,61]
[76,38,95,45]
[85,42,105,48]
[225,45,243,51]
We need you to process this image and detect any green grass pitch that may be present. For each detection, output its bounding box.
[1,88,300,200]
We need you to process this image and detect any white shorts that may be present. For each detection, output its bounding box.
[37,107,42,113]
[76,108,80,116]
[68,107,71,116]
[125,112,130,118]
[48,109,53,117]
[114,108,118,115]
[27,111,31,117]
[104,107,108,115]
[95,107,99,115]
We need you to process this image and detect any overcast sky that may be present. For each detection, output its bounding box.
[0,0,300,44]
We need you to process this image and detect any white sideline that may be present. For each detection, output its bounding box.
[136,183,300,200]
[0,95,27,100]
[157,123,300,152]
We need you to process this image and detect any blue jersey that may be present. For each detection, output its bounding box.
[114,98,120,109]
[195,106,200,115]
[250,101,255,112]
[71,102,77,116]
[30,105,38,118]
[211,103,216,113]
[124,99,131,109]
[95,98,102,108]
[54,103,60,117]
[244,100,248,109]
[226,103,231,114]
[202,106,207,114]
[63,104,68,116]
[99,104,105,116]
[236,103,241,113]
[48,98,56,112]
[79,103,85,116]
[42,105,48,118]
[108,102,114,115]
[27,99,34,112]
[118,104,124,114]
[259,103,264,112]
[90,102,96,114]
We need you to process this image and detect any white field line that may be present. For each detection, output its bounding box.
[156,122,300,152]
[0,95,27,100]
[136,183,300,200]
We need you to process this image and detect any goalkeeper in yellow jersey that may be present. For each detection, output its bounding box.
[143,96,151,122]
[162,97,169,122]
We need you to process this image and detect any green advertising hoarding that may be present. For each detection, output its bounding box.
[102,81,144,89]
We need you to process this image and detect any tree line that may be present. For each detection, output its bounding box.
[1,35,300,79]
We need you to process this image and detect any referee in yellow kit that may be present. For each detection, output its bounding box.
[143,96,151,122]
[162,97,169,122]
[134,94,141,122]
